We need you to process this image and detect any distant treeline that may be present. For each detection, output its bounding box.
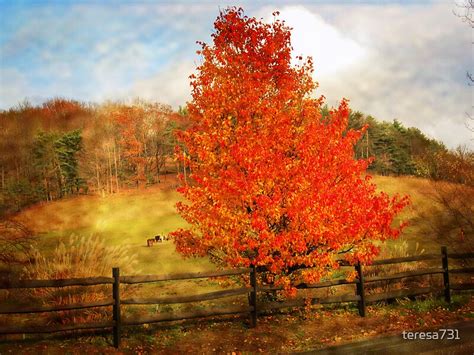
[0,98,190,216]
[345,110,473,185]
[0,99,472,217]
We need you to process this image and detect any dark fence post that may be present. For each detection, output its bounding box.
[249,265,257,328]
[355,261,366,317]
[112,267,121,348]
[441,246,451,304]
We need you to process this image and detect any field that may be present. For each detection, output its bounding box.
[10,181,212,276]
[1,174,473,353]
[9,174,464,272]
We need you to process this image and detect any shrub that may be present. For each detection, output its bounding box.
[423,181,474,253]
[0,220,35,266]
[23,234,139,325]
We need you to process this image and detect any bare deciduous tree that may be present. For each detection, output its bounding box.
[420,147,474,253]
[453,0,474,27]
[0,220,35,265]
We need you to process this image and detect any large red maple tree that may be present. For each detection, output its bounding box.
[171,7,409,288]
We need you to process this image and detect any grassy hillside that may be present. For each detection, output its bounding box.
[2,174,471,337]
[372,175,471,254]
[9,174,468,275]
[372,175,442,253]
[11,183,214,275]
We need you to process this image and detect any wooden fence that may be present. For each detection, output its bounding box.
[0,246,472,348]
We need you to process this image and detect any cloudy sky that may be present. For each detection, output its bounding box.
[0,0,472,148]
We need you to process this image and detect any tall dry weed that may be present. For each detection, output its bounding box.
[22,234,139,325]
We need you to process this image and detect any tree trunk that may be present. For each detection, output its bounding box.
[107,146,112,194]
[113,142,120,193]
[54,157,64,198]
[183,152,187,185]
[43,167,51,201]
[155,151,160,183]
[1,166,4,190]
[15,161,20,183]
[137,161,146,189]
[95,152,101,194]
[366,131,369,159]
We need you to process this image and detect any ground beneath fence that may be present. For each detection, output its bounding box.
[0,295,472,354]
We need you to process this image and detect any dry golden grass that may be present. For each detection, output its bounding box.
[7,174,471,281]
[372,175,473,254]
[10,182,215,275]
[22,234,139,325]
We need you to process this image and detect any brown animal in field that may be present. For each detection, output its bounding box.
[154,235,163,243]
[147,238,156,247]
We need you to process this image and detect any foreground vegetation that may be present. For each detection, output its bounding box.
[0,174,472,352]
[0,293,472,353]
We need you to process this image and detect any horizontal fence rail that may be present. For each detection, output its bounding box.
[0,321,114,335]
[450,283,474,291]
[0,277,114,289]
[122,305,253,326]
[259,294,362,313]
[121,287,251,305]
[364,268,444,283]
[365,287,441,303]
[258,277,359,293]
[449,252,474,259]
[369,254,440,265]
[120,268,250,284]
[449,267,474,274]
[0,246,472,348]
[0,299,114,315]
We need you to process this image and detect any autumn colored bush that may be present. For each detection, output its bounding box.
[172,7,409,293]
[414,147,474,252]
[420,146,474,186]
[0,220,36,307]
[0,220,35,266]
[425,182,474,253]
[23,234,139,325]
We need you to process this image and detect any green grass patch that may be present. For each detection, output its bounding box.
[401,293,472,313]
[14,187,216,275]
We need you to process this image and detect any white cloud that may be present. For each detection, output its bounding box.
[0,3,207,108]
[254,3,472,149]
[0,68,30,108]
[1,2,471,149]
[316,2,472,148]
[128,61,195,108]
[265,6,367,78]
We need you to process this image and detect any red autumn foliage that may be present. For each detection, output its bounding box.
[171,7,409,289]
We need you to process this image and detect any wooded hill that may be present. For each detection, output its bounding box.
[345,109,473,186]
[0,98,471,217]
[0,98,190,216]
